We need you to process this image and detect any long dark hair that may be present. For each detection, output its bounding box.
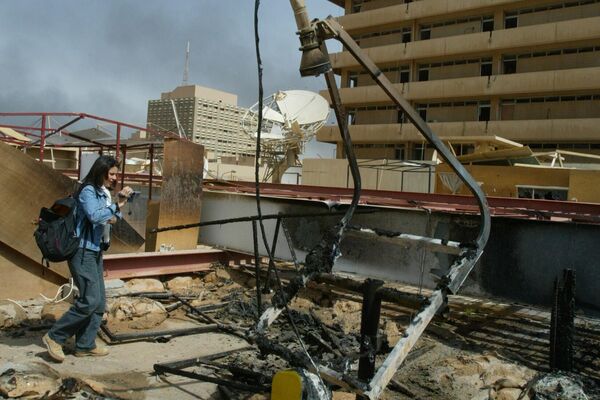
[82,155,120,188]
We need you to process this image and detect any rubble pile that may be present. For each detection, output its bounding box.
[0,263,599,399]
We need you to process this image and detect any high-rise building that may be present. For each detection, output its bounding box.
[318,0,600,160]
[146,85,256,161]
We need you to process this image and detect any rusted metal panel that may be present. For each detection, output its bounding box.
[0,240,67,300]
[144,200,161,252]
[152,138,204,251]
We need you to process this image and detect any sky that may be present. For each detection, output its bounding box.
[0,0,342,158]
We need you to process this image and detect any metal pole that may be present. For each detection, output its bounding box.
[400,170,404,192]
[263,216,282,293]
[252,220,262,316]
[120,145,127,190]
[357,279,384,400]
[550,269,575,371]
[428,165,432,193]
[77,147,82,181]
[39,114,46,163]
[148,144,154,201]
[116,124,121,161]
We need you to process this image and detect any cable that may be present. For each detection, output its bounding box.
[253,0,327,394]
[5,298,27,313]
[417,207,432,297]
[40,277,75,303]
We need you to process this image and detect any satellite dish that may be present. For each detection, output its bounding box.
[242,90,330,182]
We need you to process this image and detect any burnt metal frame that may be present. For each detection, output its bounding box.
[100,323,218,344]
[153,347,270,394]
[251,7,492,399]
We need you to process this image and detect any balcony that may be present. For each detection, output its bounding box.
[337,0,528,32]
[316,119,600,144]
[329,16,600,69]
[319,66,600,105]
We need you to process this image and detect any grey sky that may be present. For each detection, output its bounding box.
[0,0,341,158]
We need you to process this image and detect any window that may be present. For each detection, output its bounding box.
[413,144,425,160]
[504,15,518,29]
[347,111,356,126]
[418,68,429,82]
[348,74,358,88]
[452,144,475,156]
[480,61,492,76]
[517,186,568,201]
[395,145,405,160]
[400,70,410,83]
[397,110,405,123]
[482,17,494,32]
[420,27,431,40]
[402,30,411,43]
[503,56,517,74]
[417,106,427,121]
[478,103,491,121]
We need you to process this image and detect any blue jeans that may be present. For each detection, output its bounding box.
[48,248,105,351]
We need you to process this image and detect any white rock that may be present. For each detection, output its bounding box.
[0,300,27,328]
[124,279,165,293]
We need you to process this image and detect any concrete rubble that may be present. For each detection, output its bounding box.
[0,301,27,329]
[107,297,168,330]
[0,263,599,399]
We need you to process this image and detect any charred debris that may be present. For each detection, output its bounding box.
[1,1,600,399]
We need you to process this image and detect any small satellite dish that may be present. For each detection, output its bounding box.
[242,90,330,182]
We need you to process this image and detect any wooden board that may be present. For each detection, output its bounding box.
[152,138,204,251]
[0,142,144,298]
[0,241,65,300]
[144,201,161,252]
[0,142,77,279]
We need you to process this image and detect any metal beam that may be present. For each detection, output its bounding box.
[365,291,445,399]
[205,181,600,223]
[102,248,250,280]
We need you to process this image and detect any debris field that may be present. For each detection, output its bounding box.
[1,261,599,399]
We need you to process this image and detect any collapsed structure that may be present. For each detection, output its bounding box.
[1,1,600,399]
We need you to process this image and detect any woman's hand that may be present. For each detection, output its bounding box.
[117,186,134,208]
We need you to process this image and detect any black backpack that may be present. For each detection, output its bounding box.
[34,196,80,264]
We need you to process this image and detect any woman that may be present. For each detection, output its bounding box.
[43,155,133,362]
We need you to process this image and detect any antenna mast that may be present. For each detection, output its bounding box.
[182,41,190,85]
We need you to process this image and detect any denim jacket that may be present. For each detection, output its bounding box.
[77,185,122,252]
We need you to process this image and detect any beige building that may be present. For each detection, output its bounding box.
[318,0,600,161]
[147,85,256,161]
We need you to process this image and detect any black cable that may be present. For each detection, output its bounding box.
[253,1,327,393]
[252,0,275,281]
[150,209,377,234]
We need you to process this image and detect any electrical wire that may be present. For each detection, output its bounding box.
[40,278,75,303]
[252,0,327,394]
[418,208,432,297]
[5,298,27,313]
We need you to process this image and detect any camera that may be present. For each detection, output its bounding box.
[119,190,141,202]
[127,191,141,202]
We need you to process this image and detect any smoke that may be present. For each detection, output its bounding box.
[0,1,340,125]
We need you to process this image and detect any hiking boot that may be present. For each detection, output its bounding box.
[42,333,65,362]
[74,345,109,357]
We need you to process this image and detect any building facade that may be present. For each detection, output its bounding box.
[147,85,256,161]
[319,0,600,160]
